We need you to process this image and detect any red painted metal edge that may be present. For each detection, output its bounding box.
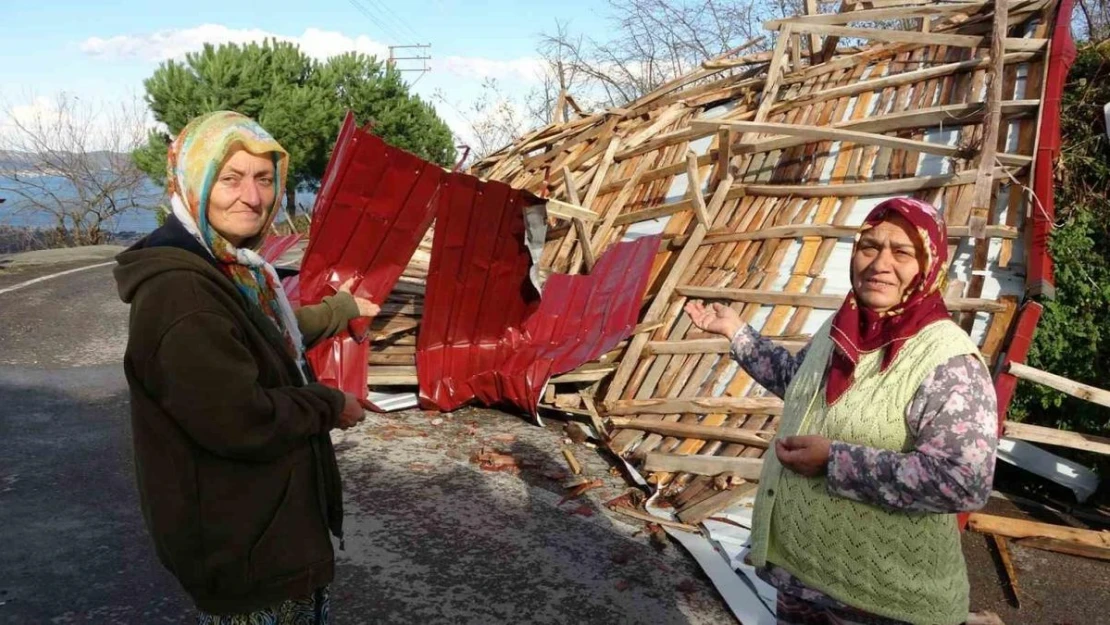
[1028,0,1077,298]
[993,301,1044,427]
[295,111,443,401]
[259,233,302,264]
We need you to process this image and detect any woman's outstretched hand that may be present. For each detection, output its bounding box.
[338,277,381,318]
[684,300,743,339]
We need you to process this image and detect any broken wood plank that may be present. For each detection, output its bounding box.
[608,416,774,448]
[694,119,1031,167]
[991,534,1022,608]
[1008,362,1110,408]
[685,152,712,228]
[969,0,1009,240]
[774,23,1046,52]
[646,336,809,355]
[571,219,596,271]
[773,53,1037,113]
[1016,536,1110,562]
[643,452,764,479]
[546,198,600,223]
[613,168,1013,226]
[607,505,701,533]
[968,513,1110,548]
[550,364,618,384]
[562,447,583,475]
[1003,421,1110,455]
[605,397,784,417]
[768,2,990,27]
[696,223,1019,245]
[561,165,597,273]
[803,0,821,57]
[677,482,759,525]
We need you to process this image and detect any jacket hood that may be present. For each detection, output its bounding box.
[114,215,230,305]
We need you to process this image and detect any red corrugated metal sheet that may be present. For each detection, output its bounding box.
[1029,0,1076,296]
[417,172,659,415]
[299,111,441,308]
[259,233,302,264]
[297,111,442,398]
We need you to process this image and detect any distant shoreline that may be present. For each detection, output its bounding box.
[0,224,147,256]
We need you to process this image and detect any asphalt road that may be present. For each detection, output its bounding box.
[0,252,734,625]
[1,250,1107,625]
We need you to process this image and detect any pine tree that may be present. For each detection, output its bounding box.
[132,39,455,215]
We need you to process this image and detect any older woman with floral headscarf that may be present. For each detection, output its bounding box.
[686,197,998,625]
[114,111,378,624]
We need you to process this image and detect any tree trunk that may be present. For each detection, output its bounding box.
[285,183,297,219]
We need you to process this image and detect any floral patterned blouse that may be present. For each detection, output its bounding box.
[729,324,998,607]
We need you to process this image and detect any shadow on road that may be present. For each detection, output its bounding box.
[0,368,711,625]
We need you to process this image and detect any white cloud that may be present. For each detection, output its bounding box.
[78,25,543,86]
[1,93,156,152]
[80,25,391,63]
[74,24,547,153]
[435,56,543,83]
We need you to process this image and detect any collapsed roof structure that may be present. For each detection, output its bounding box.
[353,0,1078,494]
[274,0,1110,617]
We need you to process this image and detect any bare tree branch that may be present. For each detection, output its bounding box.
[0,94,159,245]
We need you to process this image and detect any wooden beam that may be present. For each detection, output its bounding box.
[775,23,1046,52]
[693,120,1031,167]
[643,453,764,480]
[803,0,822,56]
[968,513,1110,549]
[1008,362,1110,408]
[991,534,1022,608]
[608,416,773,448]
[738,100,1038,159]
[546,198,600,223]
[645,337,809,355]
[685,152,712,228]
[605,396,784,416]
[551,364,617,384]
[1003,421,1110,455]
[969,1,1009,239]
[768,2,989,27]
[675,286,1007,313]
[613,168,1010,227]
[697,223,1019,245]
[561,165,596,272]
[606,505,701,533]
[774,53,1037,113]
[1016,537,1110,562]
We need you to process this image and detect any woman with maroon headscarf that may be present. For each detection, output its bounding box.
[686,197,997,625]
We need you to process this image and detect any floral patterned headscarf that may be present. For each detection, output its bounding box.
[167,110,306,376]
[826,197,951,405]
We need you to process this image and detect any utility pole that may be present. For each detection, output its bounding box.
[388,44,432,81]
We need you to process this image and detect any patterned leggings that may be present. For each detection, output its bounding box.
[196,586,329,625]
[776,591,910,625]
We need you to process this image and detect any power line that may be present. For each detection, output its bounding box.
[347,0,406,43]
[362,0,424,43]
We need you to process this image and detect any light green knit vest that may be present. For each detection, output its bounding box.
[749,318,985,625]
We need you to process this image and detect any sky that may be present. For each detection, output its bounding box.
[0,0,611,150]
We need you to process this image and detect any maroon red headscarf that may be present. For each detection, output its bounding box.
[826,197,951,405]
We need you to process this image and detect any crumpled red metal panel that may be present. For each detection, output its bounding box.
[259,233,302,264]
[416,171,660,415]
[296,111,442,399]
[299,111,441,308]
